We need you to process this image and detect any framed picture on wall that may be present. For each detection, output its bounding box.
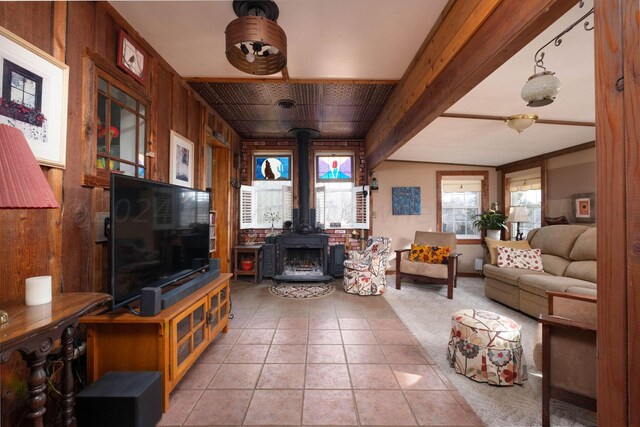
[117,30,146,84]
[572,192,596,223]
[392,186,421,215]
[0,26,69,168]
[170,130,194,188]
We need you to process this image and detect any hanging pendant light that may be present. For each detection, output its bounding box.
[225,0,287,75]
[520,2,594,107]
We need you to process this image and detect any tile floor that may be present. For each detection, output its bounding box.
[158,281,483,426]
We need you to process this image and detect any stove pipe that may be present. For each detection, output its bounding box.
[289,128,319,234]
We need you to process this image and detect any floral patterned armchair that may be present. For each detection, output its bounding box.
[343,236,392,295]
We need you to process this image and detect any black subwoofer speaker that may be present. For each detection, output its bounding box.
[76,371,162,427]
[140,287,161,317]
[329,244,345,277]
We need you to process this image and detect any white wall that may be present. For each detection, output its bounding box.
[371,161,498,273]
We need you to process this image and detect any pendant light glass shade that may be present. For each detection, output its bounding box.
[506,114,538,134]
[521,71,561,107]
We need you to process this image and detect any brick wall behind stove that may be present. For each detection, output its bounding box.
[241,140,367,248]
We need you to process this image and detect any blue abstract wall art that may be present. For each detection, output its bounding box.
[392,186,421,215]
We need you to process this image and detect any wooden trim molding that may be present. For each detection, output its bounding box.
[440,113,595,127]
[497,141,595,171]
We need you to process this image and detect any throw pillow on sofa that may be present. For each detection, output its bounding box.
[496,246,544,271]
[485,237,532,264]
[408,244,451,264]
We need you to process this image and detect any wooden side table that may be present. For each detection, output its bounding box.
[0,293,111,427]
[233,245,262,283]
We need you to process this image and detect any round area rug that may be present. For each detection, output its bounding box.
[269,285,335,299]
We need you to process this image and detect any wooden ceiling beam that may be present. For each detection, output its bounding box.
[365,0,578,169]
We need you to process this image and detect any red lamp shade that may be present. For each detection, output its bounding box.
[0,124,59,208]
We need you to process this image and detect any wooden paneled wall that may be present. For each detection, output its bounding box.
[0,2,240,305]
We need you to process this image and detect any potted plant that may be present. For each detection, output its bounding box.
[472,209,507,240]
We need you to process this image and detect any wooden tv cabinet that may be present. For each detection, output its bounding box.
[80,273,231,412]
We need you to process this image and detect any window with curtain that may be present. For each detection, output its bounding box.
[441,178,483,238]
[508,175,542,237]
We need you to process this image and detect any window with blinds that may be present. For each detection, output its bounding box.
[440,178,483,238]
[239,182,292,229]
[507,169,542,236]
[314,183,369,229]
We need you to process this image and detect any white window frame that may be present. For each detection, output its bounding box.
[437,171,489,242]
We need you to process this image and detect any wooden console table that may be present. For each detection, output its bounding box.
[80,273,231,412]
[0,293,112,427]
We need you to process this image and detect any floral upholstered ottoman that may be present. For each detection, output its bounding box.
[447,309,527,386]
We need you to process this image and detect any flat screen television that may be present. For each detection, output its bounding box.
[110,174,211,309]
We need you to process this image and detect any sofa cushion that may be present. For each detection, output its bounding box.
[540,254,571,276]
[483,264,548,286]
[564,260,597,283]
[570,227,597,261]
[485,237,532,265]
[528,224,590,259]
[519,275,594,298]
[497,247,544,271]
[400,259,448,279]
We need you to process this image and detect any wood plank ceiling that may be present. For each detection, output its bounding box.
[188,81,396,140]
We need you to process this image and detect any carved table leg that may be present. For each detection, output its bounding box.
[60,325,75,426]
[26,349,49,427]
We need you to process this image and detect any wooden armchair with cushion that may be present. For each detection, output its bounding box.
[394,231,460,299]
[534,291,597,427]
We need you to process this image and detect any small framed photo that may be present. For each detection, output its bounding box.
[316,155,353,181]
[170,130,194,188]
[117,30,146,84]
[254,155,291,180]
[572,193,595,223]
[0,26,69,168]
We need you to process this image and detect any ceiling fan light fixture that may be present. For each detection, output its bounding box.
[225,1,287,75]
[506,114,539,134]
[521,71,561,107]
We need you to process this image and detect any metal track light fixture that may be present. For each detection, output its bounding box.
[225,0,287,75]
[521,1,594,107]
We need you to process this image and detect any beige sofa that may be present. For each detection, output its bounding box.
[483,225,596,317]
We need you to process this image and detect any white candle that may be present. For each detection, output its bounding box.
[25,276,52,306]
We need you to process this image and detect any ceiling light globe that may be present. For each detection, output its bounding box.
[521,71,561,107]
[506,114,538,134]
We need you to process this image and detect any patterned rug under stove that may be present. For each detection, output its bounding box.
[268,284,335,299]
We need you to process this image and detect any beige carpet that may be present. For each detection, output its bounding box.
[383,275,597,427]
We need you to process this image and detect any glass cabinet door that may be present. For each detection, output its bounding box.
[173,299,207,377]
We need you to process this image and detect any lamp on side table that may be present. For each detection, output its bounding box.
[507,206,530,241]
[0,124,60,324]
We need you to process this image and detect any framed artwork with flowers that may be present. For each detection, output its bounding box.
[0,26,69,168]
